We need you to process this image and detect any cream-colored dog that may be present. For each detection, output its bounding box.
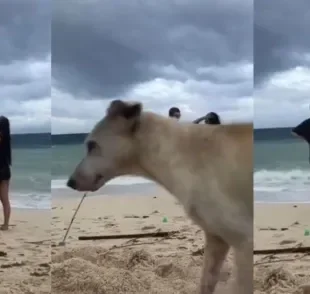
[67,100,253,294]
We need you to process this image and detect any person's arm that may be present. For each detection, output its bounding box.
[192,116,206,124]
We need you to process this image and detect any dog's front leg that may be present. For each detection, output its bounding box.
[200,233,230,294]
[233,239,253,294]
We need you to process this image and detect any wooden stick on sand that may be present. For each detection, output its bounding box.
[254,246,310,255]
[78,230,179,241]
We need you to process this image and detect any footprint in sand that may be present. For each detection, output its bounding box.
[124,215,141,219]
[279,239,296,245]
[259,227,277,231]
[104,223,117,228]
[30,265,50,277]
[141,225,156,230]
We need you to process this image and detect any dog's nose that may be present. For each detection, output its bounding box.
[67,178,77,189]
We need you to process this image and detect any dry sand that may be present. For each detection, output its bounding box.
[51,191,231,294]
[50,191,310,294]
[0,209,51,294]
[254,203,310,294]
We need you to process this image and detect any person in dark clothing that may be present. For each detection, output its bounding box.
[0,116,12,230]
[168,107,181,120]
[193,112,221,125]
[292,118,310,162]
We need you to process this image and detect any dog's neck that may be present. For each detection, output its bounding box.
[132,113,193,198]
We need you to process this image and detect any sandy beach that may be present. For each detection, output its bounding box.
[1,193,309,294]
[49,190,310,294]
[1,194,309,294]
[0,209,51,294]
[254,203,310,294]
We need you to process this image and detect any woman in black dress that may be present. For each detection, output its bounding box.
[0,116,12,230]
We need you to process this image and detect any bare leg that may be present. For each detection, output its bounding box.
[200,233,230,294]
[0,180,11,230]
[233,239,253,294]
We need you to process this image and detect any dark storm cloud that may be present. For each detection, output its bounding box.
[52,0,252,98]
[0,0,50,102]
[0,0,50,64]
[254,0,310,84]
[0,0,50,133]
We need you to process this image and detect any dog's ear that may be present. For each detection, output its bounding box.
[123,103,142,119]
[107,100,142,119]
[107,100,125,117]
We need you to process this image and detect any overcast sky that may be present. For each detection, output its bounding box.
[254,0,310,128]
[0,0,50,134]
[2,1,308,134]
[52,0,253,134]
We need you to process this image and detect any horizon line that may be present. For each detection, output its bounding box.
[55,126,294,136]
[12,126,293,136]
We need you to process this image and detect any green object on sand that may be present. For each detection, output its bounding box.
[304,229,310,236]
[162,217,168,223]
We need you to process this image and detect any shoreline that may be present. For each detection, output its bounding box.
[11,177,310,210]
[11,192,310,211]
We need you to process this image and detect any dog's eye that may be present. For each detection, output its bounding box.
[87,140,97,153]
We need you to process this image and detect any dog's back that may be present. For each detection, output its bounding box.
[195,123,253,209]
[151,119,253,204]
[167,122,253,241]
[136,115,253,243]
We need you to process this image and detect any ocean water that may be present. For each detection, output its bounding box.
[9,133,50,209]
[254,128,309,203]
[8,127,310,209]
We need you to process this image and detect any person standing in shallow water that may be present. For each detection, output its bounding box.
[0,116,12,230]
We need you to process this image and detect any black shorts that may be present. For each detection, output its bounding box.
[0,165,11,181]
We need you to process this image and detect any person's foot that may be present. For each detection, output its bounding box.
[0,224,9,231]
